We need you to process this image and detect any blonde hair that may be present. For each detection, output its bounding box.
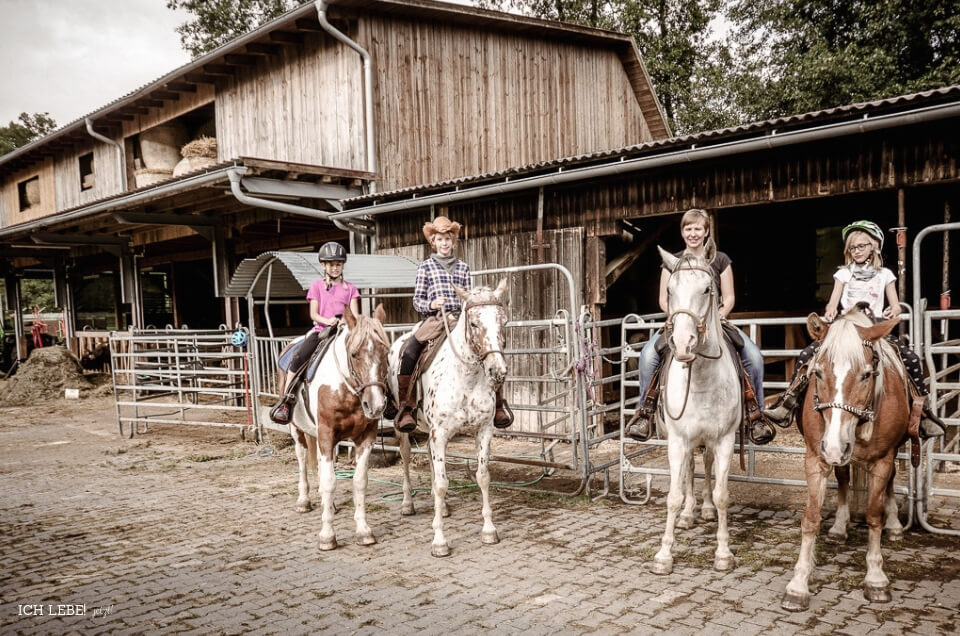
[680,208,717,262]
[843,230,883,269]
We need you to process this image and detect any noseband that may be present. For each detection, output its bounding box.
[663,263,721,360]
[333,322,389,398]
[441,298,505,365]
[812,338,880,424]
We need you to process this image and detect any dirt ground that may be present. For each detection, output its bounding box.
[1,391,958,634]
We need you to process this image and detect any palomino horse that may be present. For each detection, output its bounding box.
[281,304,391,551]
[652,247,742,574]
[389,279,509,557]
[783,308,908,611]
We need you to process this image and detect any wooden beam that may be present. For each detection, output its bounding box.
[295,18,324,31]
[269,31,303,45]
[164,81,198,92]
[135,99,164,109]
[119,106,149,115]
[245,42,280,56]
[150,90,180,101]
[183,72,216,84]
[223,53,258,66]
[202,64,236,77]
[103,113,135,121]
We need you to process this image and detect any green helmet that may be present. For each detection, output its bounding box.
[842,220,884,251]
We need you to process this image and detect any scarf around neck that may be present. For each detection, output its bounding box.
[849,263,879,282]
[432,253,458,275]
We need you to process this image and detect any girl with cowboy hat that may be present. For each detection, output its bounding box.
[270,241,360,424]
[391,215,513,432]
[764,220,945,438]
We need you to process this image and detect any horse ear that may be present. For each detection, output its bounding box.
[494,277,508,298]
[807,312,827,341]
[454,284,469,301]
[343,303,357,329]
[373,303,387,324]
[658,245,679,272]
[856,316,900,342]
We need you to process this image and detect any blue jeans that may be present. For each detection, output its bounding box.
[636,327,764,404]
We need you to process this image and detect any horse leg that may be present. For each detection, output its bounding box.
[293,430,312,513]
[677,453,697,530]
[352,434,377,546]
[398,432,416,516]
[427,444,449,518]
[882,470,903,541]
[316,436,338,551]
[476,426,499,545]
[783,453,831,611]
[429,431,452,557]
[653,437,689,575]
[827,465,850,544]
[863,458,895,603]
[701,447,717,522]
[711,437,735,571]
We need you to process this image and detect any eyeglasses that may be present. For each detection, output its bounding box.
[849,243,872,252]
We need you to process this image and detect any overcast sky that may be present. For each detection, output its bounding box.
[0,0,192,128]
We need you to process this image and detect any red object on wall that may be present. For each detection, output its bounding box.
[941,293,952,310]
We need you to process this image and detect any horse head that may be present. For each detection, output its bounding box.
[659,246,717,362]
[454,277,509,388]
[342,303,391,419]
[808,307,900,466]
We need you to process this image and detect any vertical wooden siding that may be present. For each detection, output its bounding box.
[1,158,56,227]
[54,140,124,211]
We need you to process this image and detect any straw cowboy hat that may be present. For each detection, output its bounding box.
[423,216,462,242]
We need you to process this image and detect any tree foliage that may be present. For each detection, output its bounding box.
[167,0,303,58]
[0,112,57,157]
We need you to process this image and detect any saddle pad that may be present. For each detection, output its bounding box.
[277,335,306,371]
[278,332,336,381]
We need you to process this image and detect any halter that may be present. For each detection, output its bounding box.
[440,298,506,366]
[332,321,389,398]
[663,262,723,361]
[812,338,880,424]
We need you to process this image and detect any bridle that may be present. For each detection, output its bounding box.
[663,262,723,361]
[812,338,880,424]
[332,321,389,398]
[440,299,506,366]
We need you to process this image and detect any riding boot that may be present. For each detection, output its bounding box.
[493,387,514,429]
[920,403,947,440]
[269,393,296,424]
[748,413,776,445]
[626,406,655,442]
[395,374,418,433]
[762,370,810,427]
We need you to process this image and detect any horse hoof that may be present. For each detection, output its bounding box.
[431,544,451,558]
[714,555,735,571]
[356,534,377,546]
[318,537,337,551]
[701,507,717,522]
[296,502,312,513]
[481,529,500,545]
[781,592,809,612]
[825,531,847,544]
[400,503,416,516]
[652,558,673,575]
[676,514,695,530]
[864,584,892,603]
[885,528,904,542]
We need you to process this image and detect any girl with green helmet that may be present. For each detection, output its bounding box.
[764,221,945,438]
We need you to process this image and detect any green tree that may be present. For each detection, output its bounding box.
[20,279,56,312]
[727,0,960,120]
[0,112,57,157]
[167,0,303,58]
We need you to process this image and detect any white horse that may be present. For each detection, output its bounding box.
[389,279,509,557]
[652,247,742,574]
[281,304,391,550]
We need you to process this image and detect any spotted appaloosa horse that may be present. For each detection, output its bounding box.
[388,279,509,557]
[652,247,742,575]
[281,304,390,551]
[783,308,909,611]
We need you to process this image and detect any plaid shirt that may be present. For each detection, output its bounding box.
[413,256,472,316]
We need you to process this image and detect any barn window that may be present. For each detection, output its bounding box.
[79,152,95,191]
[17,175,40,211]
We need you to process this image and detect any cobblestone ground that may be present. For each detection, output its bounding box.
[1,397,958,635]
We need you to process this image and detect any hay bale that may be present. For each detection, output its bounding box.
[181,135,217,159]
[139,122,189,171]
[0,346,95,406]
[172,155,217,177]
[134,168,173,188]
[24,179,41,206]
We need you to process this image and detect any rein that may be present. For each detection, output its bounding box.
[663,263,723,361]
[440,299,505,366]
[331,322,388,398]
[812,338,880,424]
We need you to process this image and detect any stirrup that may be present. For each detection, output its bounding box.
[625,409,655,442]
[395,407,417,433]
[270,399,292,424]
[920,405,946,439]
[747,408,776,445]
[493,401,514,429]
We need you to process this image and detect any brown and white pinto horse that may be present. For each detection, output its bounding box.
[783,308,909,611]
[280,304,390,551]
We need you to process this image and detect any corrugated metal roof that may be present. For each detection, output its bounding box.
[345,84,960,205]
[224,251,419,298]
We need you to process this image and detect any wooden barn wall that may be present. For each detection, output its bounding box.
[54,139,124,211]
[373,120,960,245]
[1,157,56,228]
[377,227,583,433]
[120,85,216,140]
[362,15,653,191]
[216,31,364,169]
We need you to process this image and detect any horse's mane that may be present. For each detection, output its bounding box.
[816,309,906,405]
[345,313,389,352]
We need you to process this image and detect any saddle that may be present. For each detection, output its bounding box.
[409,312,459,395]
[277,330,337,386]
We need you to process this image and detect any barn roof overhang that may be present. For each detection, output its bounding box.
[0,0,668,175]
[333,85,960,220]
[224,251,418,299]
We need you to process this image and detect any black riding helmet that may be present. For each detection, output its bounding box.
[318,241,347,263]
